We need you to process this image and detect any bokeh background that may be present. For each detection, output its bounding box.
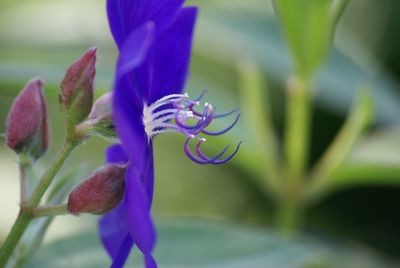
[1,0,400,267]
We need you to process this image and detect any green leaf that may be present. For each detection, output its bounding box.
[306,88,374,200]
[272,0,332,76]
[329,127,400,189]
[305,127,400,201]
[24,220,397,268]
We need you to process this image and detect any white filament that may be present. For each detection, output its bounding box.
[143,93,192,138]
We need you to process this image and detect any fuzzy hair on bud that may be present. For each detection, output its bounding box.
[60,47,97,124]
[6,78,49,159]
[67,164,125,215]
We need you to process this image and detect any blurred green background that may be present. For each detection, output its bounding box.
[1,0,400,267]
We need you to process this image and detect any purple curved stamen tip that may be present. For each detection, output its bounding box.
[202,113,240,136]
[195,140,230,161]
[195,90,207,101]
[184,138,242,165]
[211,141,242,164]
[214,108,239,119]
[197,140,242,164]
[183,138,213,164]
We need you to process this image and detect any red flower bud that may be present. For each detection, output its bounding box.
[89,92,112,121]
[6,78,49,159]
[60,47,96,124]
[67,164,125,215]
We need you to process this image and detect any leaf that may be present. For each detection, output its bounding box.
[24,219,397,268]
[272,0,332,76]
[328,127,400,189]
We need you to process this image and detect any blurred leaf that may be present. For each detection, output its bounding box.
[306,127,400,200]
[306,88,374,200]
[195,11,400,124]
[24,220,397,268]
[272,0,332,76]
[238,61,280,193]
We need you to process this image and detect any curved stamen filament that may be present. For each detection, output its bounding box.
[183,138,242,165]
[202,113,241,136]
[143,92,241,165]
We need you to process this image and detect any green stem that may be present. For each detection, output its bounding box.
[29,141,77,207]
[278,75,312,232]
[18,154,33,205]
[238,61,281,194]
[0,212,30,266]
[32,205,69,218]
[284,75,312,184]
[276,196,303,234]
[0,140,77,267]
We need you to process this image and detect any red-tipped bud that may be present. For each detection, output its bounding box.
[60,47,96,124]
[89,92,112,121]
[6,78,49,159]
[67,164,125,215]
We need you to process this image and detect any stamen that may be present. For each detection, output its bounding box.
[142,92,240,165]
[202,113,240,136]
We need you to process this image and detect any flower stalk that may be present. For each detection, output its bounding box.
[32,204,70,218]
[0,140,78,267]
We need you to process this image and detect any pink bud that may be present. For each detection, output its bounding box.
[67,164,125,215]
[60,47,96,124]
[89,92,112,121]
[6,78,49,159]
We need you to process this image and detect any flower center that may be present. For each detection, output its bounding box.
[142,92,241,164]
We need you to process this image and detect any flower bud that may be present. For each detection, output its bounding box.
[6,78,49,159]
[89,92,112,121]
[82,91,116,141]
[59,47,96,125]
[67,164,125,215]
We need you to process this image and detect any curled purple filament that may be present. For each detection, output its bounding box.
[143,92,241,165]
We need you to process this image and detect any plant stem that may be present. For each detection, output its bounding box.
[238,61,281,194]
[0,212,30,266]
[29,140,77,207]
[278,75,312,232]
[18,154,33,205]
[276,196,303,235]
[284,75,312,184]
[0,140,77,267]
[32,205,69,218]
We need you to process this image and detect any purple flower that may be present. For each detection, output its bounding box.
[98,1,241,267]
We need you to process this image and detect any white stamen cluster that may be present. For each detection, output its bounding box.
[143,93,194,139]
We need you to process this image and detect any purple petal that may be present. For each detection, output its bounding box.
[107,0,185,49]
[110,235,134,268]
[114,21,155,104]
[113,25,153,166]
[98,202,129,259]
[145,254,158,268]
[124,165,156,256]
[106,144,129,164]
[147,7,198,104]
[117,22,155,78]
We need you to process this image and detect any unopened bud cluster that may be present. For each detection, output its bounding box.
[4,47,119,217]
